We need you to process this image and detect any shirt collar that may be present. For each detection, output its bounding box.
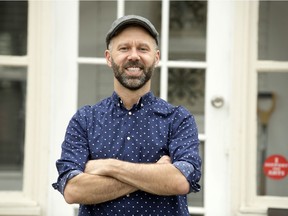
[111,91,156,108]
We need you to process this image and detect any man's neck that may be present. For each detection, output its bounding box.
[114,80,150,110]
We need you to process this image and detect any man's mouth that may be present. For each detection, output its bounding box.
[125,67,142,77]
[124,63,144,76]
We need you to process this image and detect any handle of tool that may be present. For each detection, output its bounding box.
[257,92,276,126]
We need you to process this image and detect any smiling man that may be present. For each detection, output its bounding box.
[53,15,202,216]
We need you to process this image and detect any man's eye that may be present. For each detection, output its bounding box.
[139,47,148,52]
[119,47,128,51]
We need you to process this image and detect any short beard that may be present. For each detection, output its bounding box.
[111,59,155,91]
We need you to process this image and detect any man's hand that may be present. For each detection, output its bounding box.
[85,159,114,175]
[157,155,171,164]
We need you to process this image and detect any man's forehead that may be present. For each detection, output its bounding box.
[111,27,156,45]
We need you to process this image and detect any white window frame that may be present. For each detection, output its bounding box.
[0,1,55,215]
[0,39,41,213]
[231,1,288,215]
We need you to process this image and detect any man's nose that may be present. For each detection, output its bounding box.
[128,48,140,61]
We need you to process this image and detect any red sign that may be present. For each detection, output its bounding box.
[263,155,288,180]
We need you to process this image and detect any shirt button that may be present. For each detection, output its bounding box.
[127,136,131,140]
[128,111,132,115]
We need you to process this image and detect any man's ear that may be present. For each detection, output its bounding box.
[105,50,112,67]
[155,50,160,66]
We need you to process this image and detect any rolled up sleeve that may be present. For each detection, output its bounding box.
[52,170,83,195]
[170,106,202,193]
[173,161,201,192]
[52,106,90,195]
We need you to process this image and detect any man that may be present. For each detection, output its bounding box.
[53,15,201,215]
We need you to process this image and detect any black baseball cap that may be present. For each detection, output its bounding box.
[106,15,159,48]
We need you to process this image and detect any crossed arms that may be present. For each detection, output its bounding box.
[63,155,190,205]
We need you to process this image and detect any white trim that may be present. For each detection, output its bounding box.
[257,61,288,72]
[0,192,40,215]
[117,0,125,18]
[78,57,107,65]
[230,1,250,215]
[160,0,169,101]
[198,133,206,142]
[188,206,205,214]
[0,207,40,216]
[205,1,234,215]
[22,0,53,214]
[0,56,28,66]
[48,1,79,216]
[160,61,207,69]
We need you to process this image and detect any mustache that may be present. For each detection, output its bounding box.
[123,61,144,69]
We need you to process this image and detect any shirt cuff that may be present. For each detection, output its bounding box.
[173,161,194,179]
[52,170,83,195]
[173,161,201,193]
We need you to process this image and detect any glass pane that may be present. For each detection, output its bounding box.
[0,67,26,190]
[0,1,28,56]
[78,64,114,108]
[151,67,160,98]
[169,1,207,61]
[168,68,205,133]
[125,1,162,43]
[257,72,288,196]
[258,1,288,61]
[79,1,117,58]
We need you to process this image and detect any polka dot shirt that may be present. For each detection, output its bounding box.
[53,91,201,215]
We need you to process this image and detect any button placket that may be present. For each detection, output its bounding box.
[125,109,134,143]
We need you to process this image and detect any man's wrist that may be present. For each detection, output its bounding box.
[107,158,122,176]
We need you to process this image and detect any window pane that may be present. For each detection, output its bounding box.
[258,1,288,61]
[168,68,205,133]
[125,1,162,40]
[0,67,26,190]
[257,72,288,196]
[151,68,160,98]
[169,1,207,61]
[79,1,117,58]
[0,1,28,56]
[78,64,114,108]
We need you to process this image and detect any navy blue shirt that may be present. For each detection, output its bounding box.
[53,91,201,216]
